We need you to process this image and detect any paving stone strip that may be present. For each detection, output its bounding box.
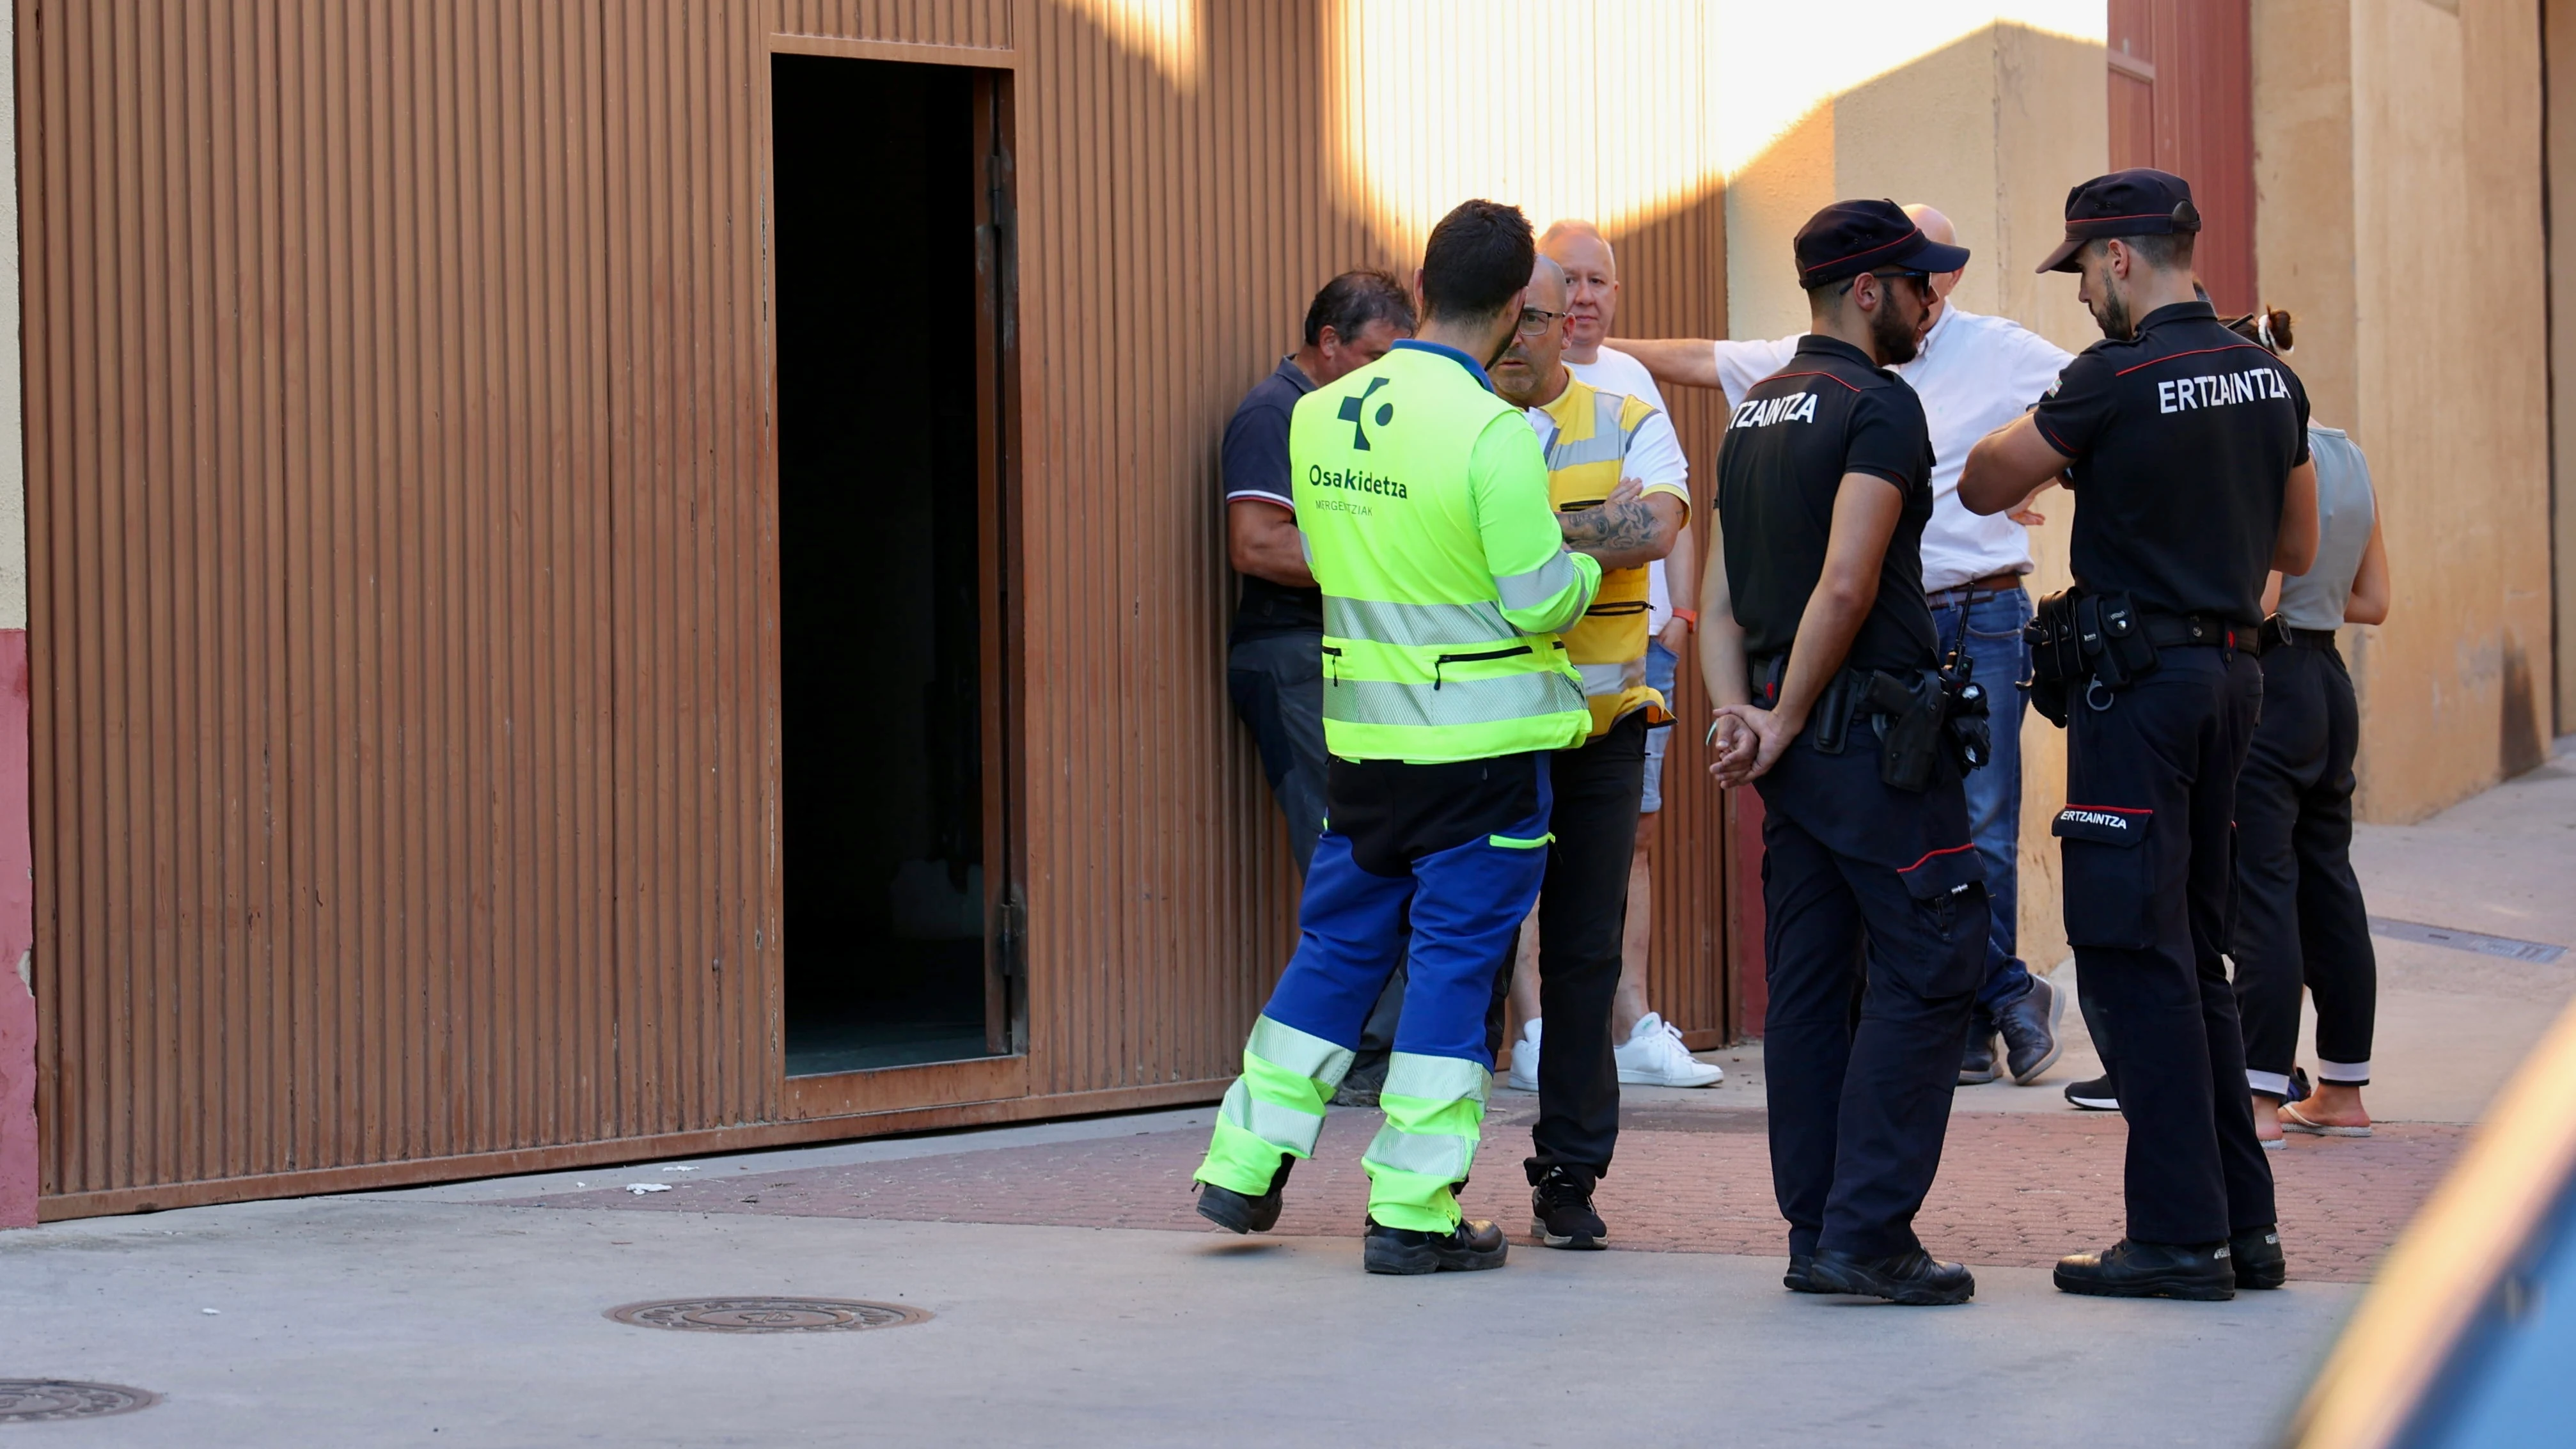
[502,1108,2460,1283]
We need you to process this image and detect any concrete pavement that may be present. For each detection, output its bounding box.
[3,740,2569,1446]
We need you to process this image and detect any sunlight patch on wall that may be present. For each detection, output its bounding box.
[1326,0,2105,256]
[1060,0,1202,89]
[1328,0,1720,253]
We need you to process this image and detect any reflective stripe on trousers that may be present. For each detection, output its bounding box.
[1361,1052,1492,1223]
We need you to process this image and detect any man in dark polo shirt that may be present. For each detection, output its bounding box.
[1961,168,2319,1301]
[1697,200,1988,1306]
[1224,269,1415,875]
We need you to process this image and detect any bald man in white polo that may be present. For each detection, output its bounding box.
[1621,205,2072,1092]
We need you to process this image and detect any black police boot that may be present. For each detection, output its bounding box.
[1530,1164,1608,1251]
[2054,1238,2236,1300]
[1997,975,2064,1085]
[1194,1157,1292,1235]
[2064,1074,2118,1111]
[1959,1015,2001,1086]
[2231,1225,2286,1290]
[1784,1253,1824,1293]
[1805,1248,1976,1305]
[1363,1216,1509,1275]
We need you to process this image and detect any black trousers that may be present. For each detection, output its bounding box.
[2231,639,2377,1089]
[1756,726,1985,1259]
[2060,649,2277,1245]
[1520,712,1648,1182]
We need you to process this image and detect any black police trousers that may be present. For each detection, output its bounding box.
[1755,726,1985,1259]
[2231,638,2377,1091]
[1518,712,1648,1183]
[2059,648,2277,1246]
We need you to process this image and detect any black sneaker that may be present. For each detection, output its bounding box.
[2064,1074,2118,1111]
[1784,1253,1825,1293]
[1529,1164,1607,1250]
[1806,1248,1976,1305]
[1959,1017,2001,1086]
[2054,1238,2235,1300]
[1998,975,2064,1085]
[1194,1158,1292,1234]
[2231,1224,2286,1290]
[1363,1217,1509,1275]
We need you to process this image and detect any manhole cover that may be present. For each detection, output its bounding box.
[0,1380,161,1422]
[606,1297,931,1333]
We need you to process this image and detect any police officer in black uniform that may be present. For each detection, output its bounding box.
[1698,200,1990,1306]
[1959,169,2320,1300]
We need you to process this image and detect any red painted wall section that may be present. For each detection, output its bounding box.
[0,631,34,1228]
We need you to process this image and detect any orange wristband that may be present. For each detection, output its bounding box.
[1670,609,1699,631]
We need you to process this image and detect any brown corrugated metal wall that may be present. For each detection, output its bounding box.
[21,0,1738,1216]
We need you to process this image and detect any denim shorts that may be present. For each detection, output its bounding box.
[1640,639,1679,813]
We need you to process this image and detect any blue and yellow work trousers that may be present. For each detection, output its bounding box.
[1197,751,1553,1232]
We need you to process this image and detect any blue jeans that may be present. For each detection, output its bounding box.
[1930,585,2034,1019]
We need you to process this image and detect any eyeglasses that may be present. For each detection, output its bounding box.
[1869,269,1936,294]
[1516,307,1566,336]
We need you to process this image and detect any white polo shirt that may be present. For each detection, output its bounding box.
[1564,347,1684,629]
[1709,304,2072,593]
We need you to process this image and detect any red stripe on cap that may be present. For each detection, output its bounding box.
[1799,227,1926,274]
[2069,210,2183,224]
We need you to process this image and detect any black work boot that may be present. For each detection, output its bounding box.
[1997,975,2064,1085]
[2054,1239,2236,1300]
[1959,1015,2001,1086]
[1806,1249,1976,1305]
[1363,1217,1509,1274]
[1194,1158,1293,1235]
[2231,1224,2286,1290]
[1529,1164,1608,1250]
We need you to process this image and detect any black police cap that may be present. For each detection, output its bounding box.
[2038,168,2203,273]
[1793,199,1971,290]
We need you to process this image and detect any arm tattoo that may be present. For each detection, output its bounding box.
[1559,497,1665,557]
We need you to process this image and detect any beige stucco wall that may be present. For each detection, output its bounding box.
[1724,16,2107,974]
[2258,0,2555,822]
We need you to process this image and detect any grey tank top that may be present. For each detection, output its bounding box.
[2277,426,2375,630]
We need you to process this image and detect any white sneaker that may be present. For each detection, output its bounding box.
[1505,1019,1542,1092]
[1614,1013,1724,1088]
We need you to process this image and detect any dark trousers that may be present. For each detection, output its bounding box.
[2231,639,2377,1091]
[1757,737,1985,1259]
[1931,585,2036,1019]
[1521,712,1649,1182]
[1227,629,1330,877]
[2060,649,2277,1245]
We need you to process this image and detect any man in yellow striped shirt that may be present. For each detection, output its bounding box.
[1486,255,1692,1249]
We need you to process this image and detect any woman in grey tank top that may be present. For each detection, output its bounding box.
[2220,308,2392,1147]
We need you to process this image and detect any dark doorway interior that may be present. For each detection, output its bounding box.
[775,55,996,1076]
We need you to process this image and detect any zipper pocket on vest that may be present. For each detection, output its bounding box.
[1432,644,1532,690]
[1321,643,1343,686]
[1583,600,1649,618]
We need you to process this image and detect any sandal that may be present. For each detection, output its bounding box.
[2280,1101,2371,1138]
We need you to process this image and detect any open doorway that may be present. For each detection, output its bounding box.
[774,54,1011,1077]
